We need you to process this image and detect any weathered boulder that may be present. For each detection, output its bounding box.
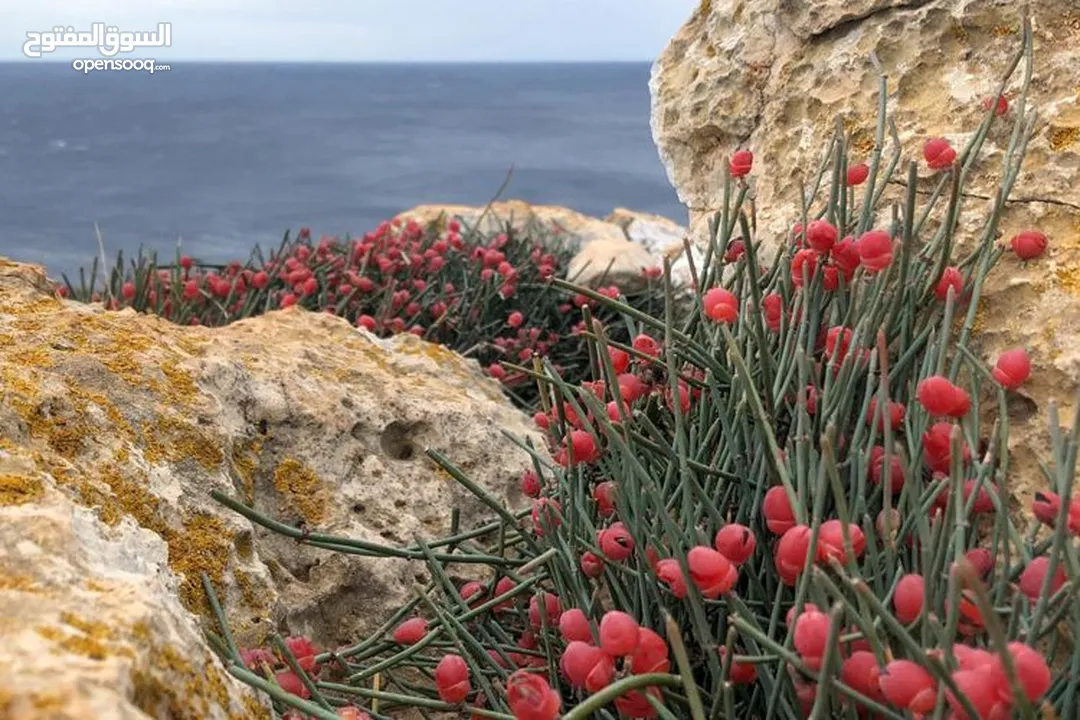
[397,200,686,289]
[651,1,1080,504]
[0,256,543,658]
[0,458,267,719]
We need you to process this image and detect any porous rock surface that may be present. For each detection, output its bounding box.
[0,255,542,669]
[397,199,687,288]
[0,471,267,719]
[651,0,1080,504]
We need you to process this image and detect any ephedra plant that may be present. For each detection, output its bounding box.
[207,20,1079,720]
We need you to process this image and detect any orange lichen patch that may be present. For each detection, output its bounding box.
[1057,263,1080,297]
[1048,125,1079,151]
[991,23,1018,37]
[273,457,329,524]
[5,347,54,369]
[140,415,224,470]
[0,473,44,505]
[131,640,266,720]
[0,573,40,593]
[84,578,113,593]
[34,619,127,661]
[231,437,262,504]
[95,463,166,534]
[1,297,63,316]
[158,359,201,407]
[167,513,234,612]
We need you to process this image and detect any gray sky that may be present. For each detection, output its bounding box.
[1,0,698,62]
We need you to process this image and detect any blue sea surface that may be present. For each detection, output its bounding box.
[0,62,683,279]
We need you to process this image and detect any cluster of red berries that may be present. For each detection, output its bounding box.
[788,603,1051,718]
[237,636,371,719]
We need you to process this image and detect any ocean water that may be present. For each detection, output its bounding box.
[0,62,683,279]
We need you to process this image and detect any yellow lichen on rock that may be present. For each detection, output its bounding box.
[1,254,542,667]
[273,457,329,524]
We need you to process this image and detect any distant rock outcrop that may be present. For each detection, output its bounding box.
[397,200,688,288]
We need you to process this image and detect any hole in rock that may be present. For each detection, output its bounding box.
[1006,393,1038,423]
[257,419,268,435]
[351,503,365,514]
[380,421,421,461]
[350,422,365,441]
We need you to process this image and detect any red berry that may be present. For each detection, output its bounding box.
[857,230,893,272]
[791,248,818,287]
[1019,556,1067,601]
[991,348,1031,390]
[825,326,853,363]
[1000,642,1051,703]
[922,421,970,473]
[762,486,797,535]
[867,397,906,432]
[283,636,319,672]
[686,546,738,599]
[841,651,884,703]
[121,281,136,300]
[846,162,870,186]
[614,687,663,719]
[628,627,670,675]
[558,608,593,643]
[528,592,561,630]
[806,220,838,253]
[507,311,524,328]
[1032,491,1060,527]
[729,149,753,178]
[893,574,925,624]
[519,471,541,498]
[275,670,311,699]
[719,646,757,684]
[762,292,783,332]
[461,581,485,605]
[702,287,739,324]
[179,255,194,270]
[880,660,937,714]
[923,137,957,170]
[609,347,631,373]
[655,558,688,598]
[580,551,605,578]
[816,519,866,564]
[984,94,1009,116]
[917,375,971,418]
[392,617,428,645]
[723,239,746,263]
[869,446,905,494]
[506,670,561,720]
[598,522,635,562]
[560,641,613,692]
[1010,230,1048,260]
[632,333,660,357]
[531,498,562,536]
[775,525,812,586]
[599,610,640,657]
[935,266,963,301]
[713,523,756,564]
[571,430,601,463]
[435,654,471,704]
[793,609,832,671]
[593,480,616,517]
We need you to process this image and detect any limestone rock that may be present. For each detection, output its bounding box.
[0,468,267,719]
[651,1,1080,505]
[604,208,687,256]
[0,256,543,654]
[397,200,685,289]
